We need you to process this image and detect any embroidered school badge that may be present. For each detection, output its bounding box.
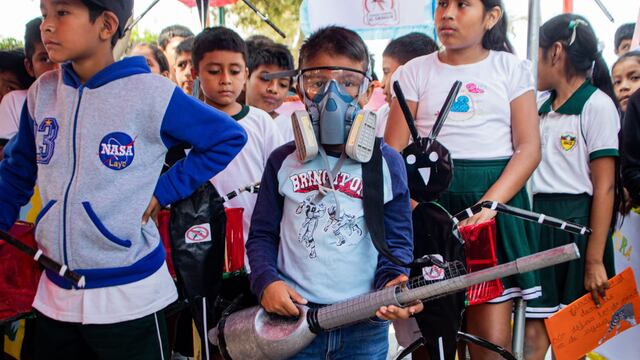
[98,132,136,170]
[560,134,577,151]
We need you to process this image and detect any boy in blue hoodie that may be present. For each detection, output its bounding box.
[0,1,246,359]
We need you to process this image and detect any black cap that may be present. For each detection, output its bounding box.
[86,0,134,38]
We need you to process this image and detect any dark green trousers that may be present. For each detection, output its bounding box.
[33,309,169,360]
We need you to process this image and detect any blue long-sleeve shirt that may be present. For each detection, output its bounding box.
[247,141,413,304]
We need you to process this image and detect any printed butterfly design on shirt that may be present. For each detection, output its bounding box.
[466,83,485,94]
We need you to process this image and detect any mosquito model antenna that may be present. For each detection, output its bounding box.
[393,80,462,152]
[427,80,462,150]
[393,80,422,145]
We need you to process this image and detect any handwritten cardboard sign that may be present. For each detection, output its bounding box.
[545,268,640,360]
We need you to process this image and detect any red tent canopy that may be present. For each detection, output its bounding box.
[177,0,238,7]
[177,0,238,27]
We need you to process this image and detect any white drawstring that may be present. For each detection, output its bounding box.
[568,19,588,46]
[315,148,346,217]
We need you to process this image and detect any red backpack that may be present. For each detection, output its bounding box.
[0,222,41,324]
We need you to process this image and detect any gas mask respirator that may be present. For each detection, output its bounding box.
[291,66,377,163]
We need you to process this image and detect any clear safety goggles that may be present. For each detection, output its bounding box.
[298,66,371,101]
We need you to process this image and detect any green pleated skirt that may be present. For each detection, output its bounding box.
[439,159,541,303]
[525,193,615,318]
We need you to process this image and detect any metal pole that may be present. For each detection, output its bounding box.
[219,7,226,26]
[241,0,287,38]
[593,0,615,22]
[526,0,540,84]
[512,298,528,360]
[563,0,573,13]
[513,2,541,360]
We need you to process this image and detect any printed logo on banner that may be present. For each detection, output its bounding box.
[560,133,577,151]
[363,0,399,26]
[98,132,136,170]
[421,254,445,280]
[185,223,212,244]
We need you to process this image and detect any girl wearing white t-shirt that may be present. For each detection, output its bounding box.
[386,1,540,357]
[524,15,620,360]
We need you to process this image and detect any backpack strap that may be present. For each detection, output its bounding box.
[362,138,424,268]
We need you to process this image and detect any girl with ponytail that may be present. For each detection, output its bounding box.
[386,1,540,358]
[525,14,620,360]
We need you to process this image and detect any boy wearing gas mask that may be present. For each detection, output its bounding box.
[246,26,421,358]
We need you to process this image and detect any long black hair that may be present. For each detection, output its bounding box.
[539,14,617,106]
[481,0,513,53]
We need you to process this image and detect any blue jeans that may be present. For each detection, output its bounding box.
[288,318,390,360]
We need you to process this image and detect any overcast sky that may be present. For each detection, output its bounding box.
[1,0,638,71]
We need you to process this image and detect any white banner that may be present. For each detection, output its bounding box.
[300,0,435,40]
[631,7,640,50]
[593,211,640,359]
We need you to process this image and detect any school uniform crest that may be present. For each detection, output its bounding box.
[98,132,136,170]
[560,133,577,151]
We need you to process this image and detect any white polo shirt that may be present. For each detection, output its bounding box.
[532,81,620,195]
[0,90,27,140]
[210,105,284,271]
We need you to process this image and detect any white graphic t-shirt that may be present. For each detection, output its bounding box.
[393,51,535,159]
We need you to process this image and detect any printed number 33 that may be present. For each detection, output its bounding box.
[37,118,59,164]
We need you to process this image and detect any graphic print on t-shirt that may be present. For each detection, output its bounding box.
[291,169,367,259]
[445,82,485,121]
[324,205,363,247]
[290,170,364,198]
[295,195,326,259]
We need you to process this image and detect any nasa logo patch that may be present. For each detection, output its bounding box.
[98,132,136,170]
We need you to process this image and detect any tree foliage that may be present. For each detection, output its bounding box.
[224,0,303,50]
[0,37,24,51]
[129,28,159,45]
